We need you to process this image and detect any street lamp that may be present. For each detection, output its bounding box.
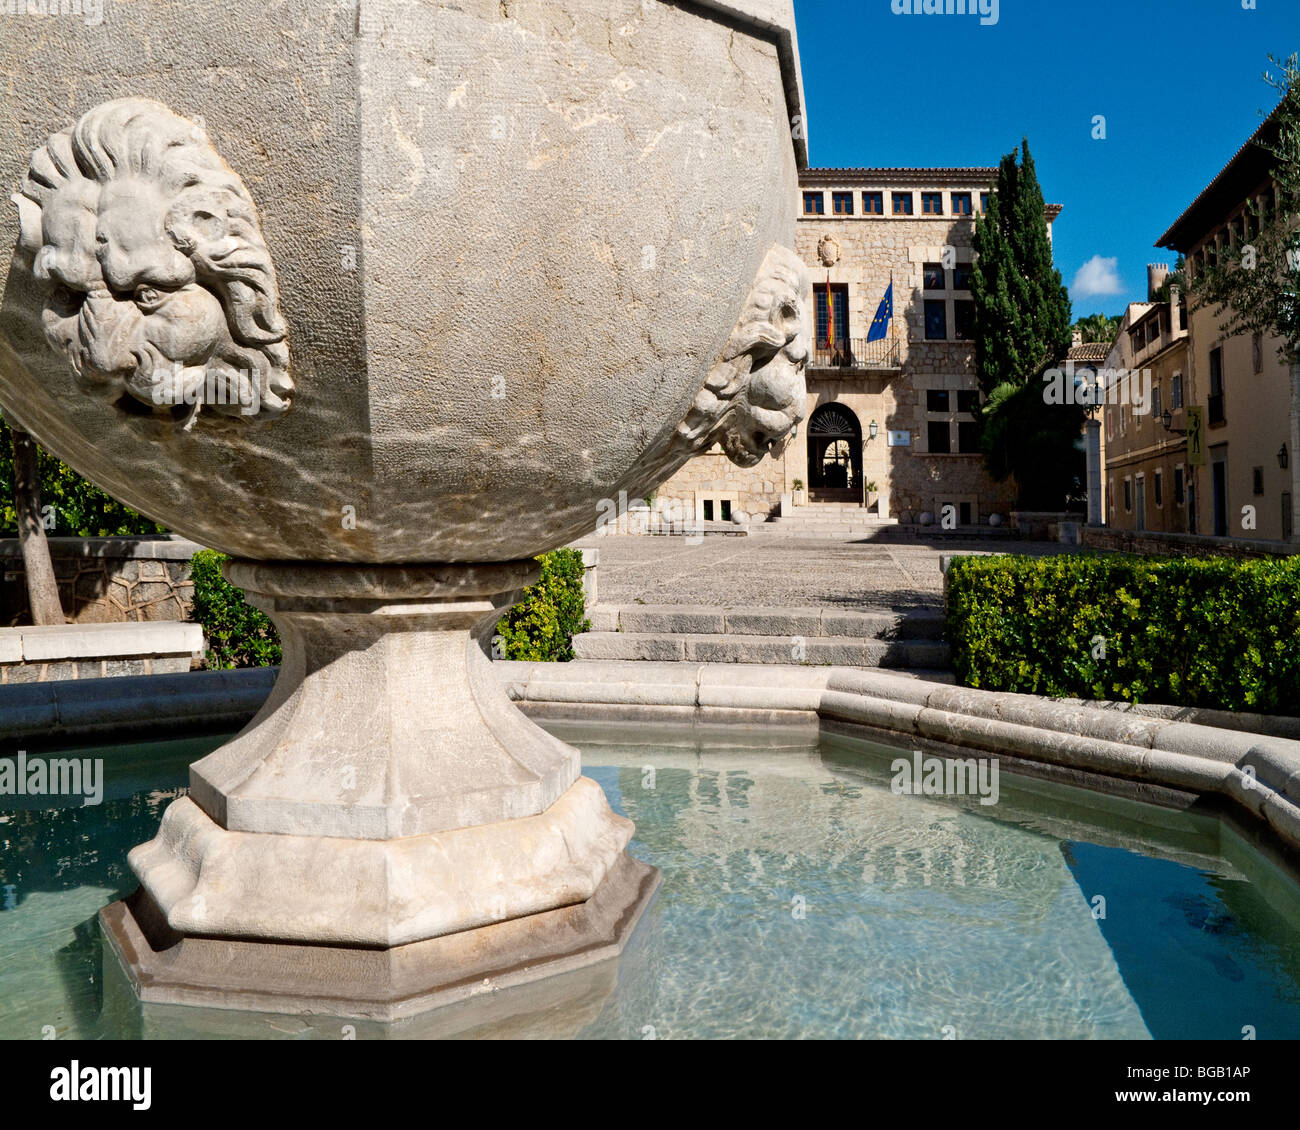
[1160,410,1188,437]
[868,419,879,440]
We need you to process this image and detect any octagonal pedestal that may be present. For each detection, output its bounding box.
[101,559,658,1021]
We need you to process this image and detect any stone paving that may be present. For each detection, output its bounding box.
[572,532,1069,612]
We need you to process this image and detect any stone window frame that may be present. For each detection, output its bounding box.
[908,246,976,344]
[1123,476,1133,512]
[924,377,981,456]
[1174,464,1186,507]
[1171,371,1183,410]
[1154,468,1164,509]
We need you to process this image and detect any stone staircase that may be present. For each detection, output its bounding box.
[573,603,952,676]
[754,504,1020,542]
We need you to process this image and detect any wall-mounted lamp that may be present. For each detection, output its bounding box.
[1159,410,1188,437]
[868,420,879,441]
[1279,444,1289,470]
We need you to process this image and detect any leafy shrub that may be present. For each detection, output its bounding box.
[495,548,591,662]
[0,416,167,537]
[189,550,281,669]
[946,553,1300,713]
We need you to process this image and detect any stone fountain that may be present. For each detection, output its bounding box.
[0,0,810,1020]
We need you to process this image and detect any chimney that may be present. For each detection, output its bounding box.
[1147,263,1170,301]
[1071,328,1083,347]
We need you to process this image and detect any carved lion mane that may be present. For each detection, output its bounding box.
[11,98,291,427]
[672,244,811,469]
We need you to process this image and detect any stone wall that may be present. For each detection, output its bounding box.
[1080,526,1294,559]
[0,537,202,626]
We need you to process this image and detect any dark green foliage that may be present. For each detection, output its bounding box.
[1191,54,1299,366]
[1073,312,1121,344]
[495,548,591,662]
[946,554,1300,713]
[189,549,281,669]
[0,415,165,537]
[969,140,1078,510]
[971,140,1072,397]
[978,381,1086,510]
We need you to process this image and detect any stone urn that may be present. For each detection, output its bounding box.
[0,0,810,1019]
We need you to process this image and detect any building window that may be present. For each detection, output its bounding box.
[1123,477,1132,512]
[892,192,914,215]
[814,284,850,347]
[954,300,976,340]
[703,499,713,521]
[952,264,974,290]
[1108,479,1115,516]
[958,421,979,453]
[924,300,947,340]
[1253,332,1264,374]
[980,192,990,213]
[1120,404,1127,435]
[922,192,944,215]
[1174,465,1186,506]
[1171,373,1183,409]
[863,191,884,215]
[923,262,946,290]
[927,421,951,453]
[1253,466,1265,495]
[832,191,854,216]
[957,390,980,413]
[1106,407,1114,441]
[927,389,951,412]
[1208,347,1225,424]
[1154,469,1163,507]
[951,192,972,215]
[803,191,824,215]
[1151,383,1161,421]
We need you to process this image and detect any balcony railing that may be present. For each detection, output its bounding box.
[811,337,902,372]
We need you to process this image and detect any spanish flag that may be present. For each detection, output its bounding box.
[824,271,834,348]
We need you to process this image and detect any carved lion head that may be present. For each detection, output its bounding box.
[677,245,811,468]
[11,98,291,428]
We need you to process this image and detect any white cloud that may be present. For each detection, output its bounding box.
[1070,255,1124,300]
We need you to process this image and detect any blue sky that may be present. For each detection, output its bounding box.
[791,0,1295,316]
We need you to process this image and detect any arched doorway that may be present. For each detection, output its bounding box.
[807,403,863,500]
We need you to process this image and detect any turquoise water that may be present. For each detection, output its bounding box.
[3,722,1300,1039]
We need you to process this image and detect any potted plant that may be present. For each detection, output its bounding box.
[866,481,879,511]
[791,478,806,506]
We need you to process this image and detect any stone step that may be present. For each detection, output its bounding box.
[588,604,945,640]
[572,631,950,669]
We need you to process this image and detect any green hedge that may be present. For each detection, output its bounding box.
[495,548,591,662]
[0,416,166,537]
[188,547,588,669]
[945,553,1300,713]
[189,550,281,669]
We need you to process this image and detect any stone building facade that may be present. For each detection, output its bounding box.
[656,167,1060,525]
[1157,105,1299,542]
[1102,266,1191,534]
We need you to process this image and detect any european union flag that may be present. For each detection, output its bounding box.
[867,282,893,342]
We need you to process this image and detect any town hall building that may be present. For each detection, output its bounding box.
[656,166,1063,526]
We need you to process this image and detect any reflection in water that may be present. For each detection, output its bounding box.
[2,724,1300,1039]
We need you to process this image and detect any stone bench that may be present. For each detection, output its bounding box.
[0,620,204,684]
